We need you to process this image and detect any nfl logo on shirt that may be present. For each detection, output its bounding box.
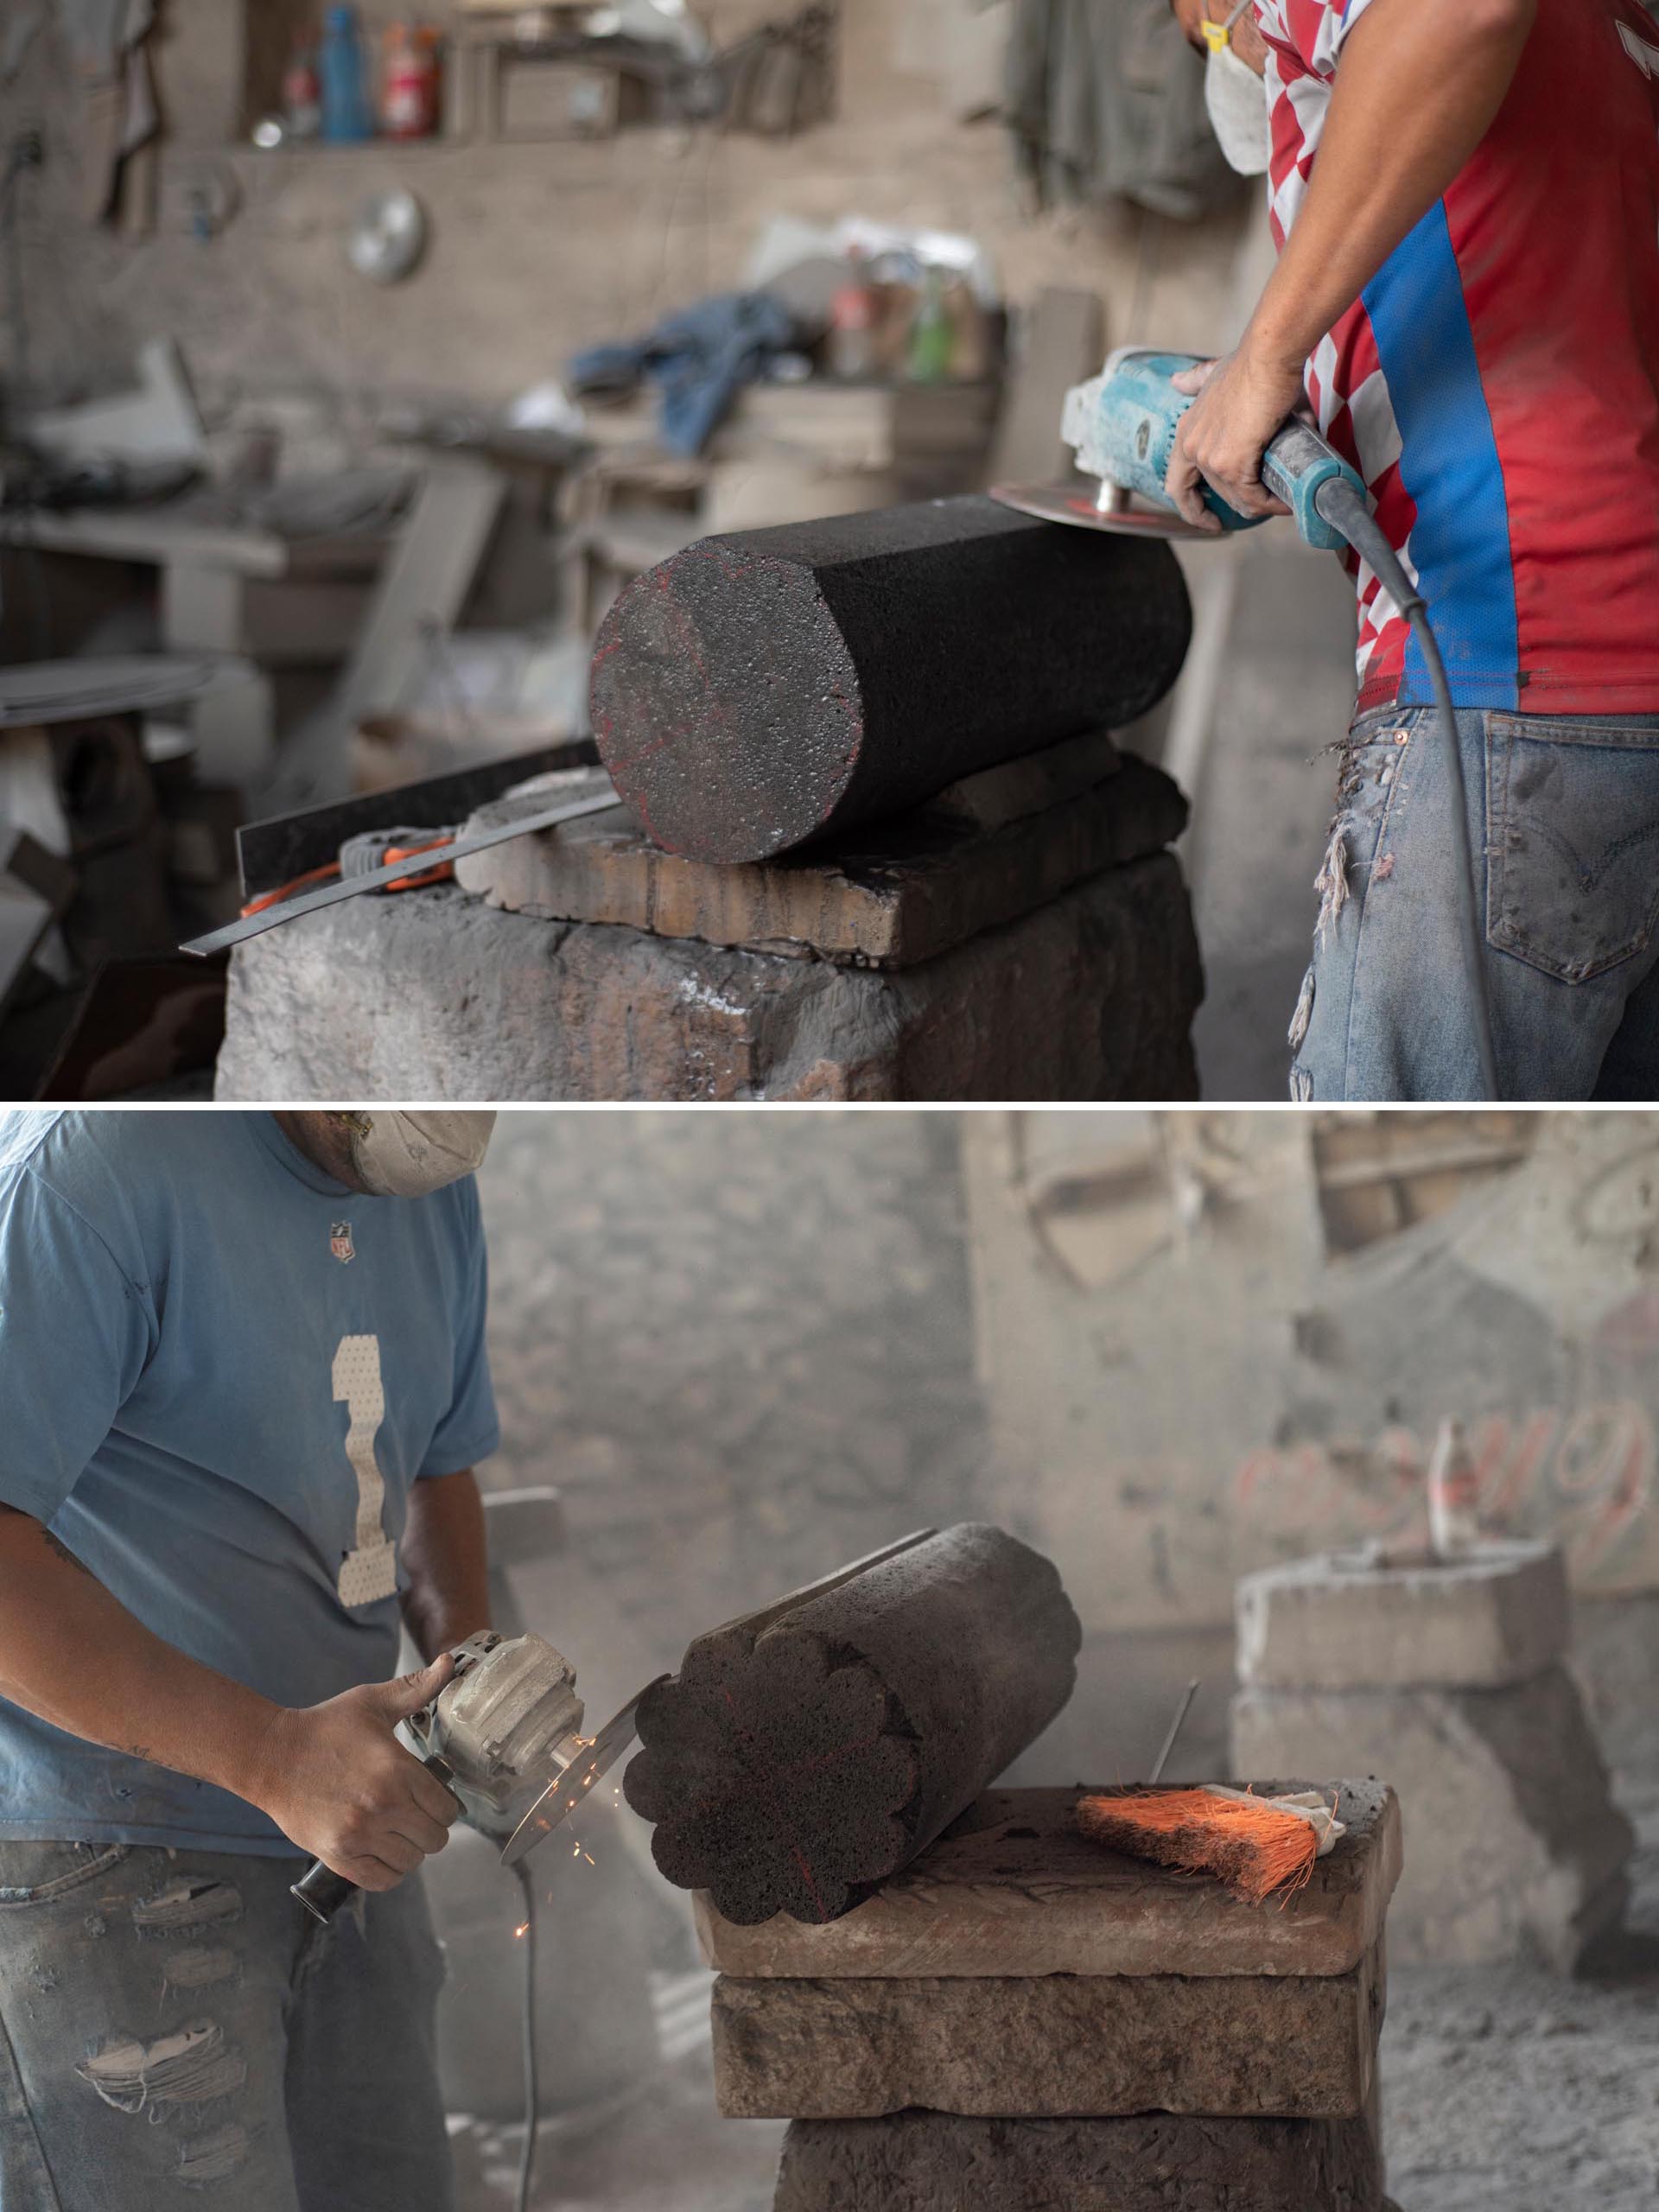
[329,1222,355,1265]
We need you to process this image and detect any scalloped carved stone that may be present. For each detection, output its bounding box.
[623,1525,1081,1925]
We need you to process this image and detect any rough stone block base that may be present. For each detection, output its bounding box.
[215,856,1202,1101]
[1231,1665,1633,1969]
[1235,1543,1570,1691]
[712,1942,1384,2119]
[773,2112,1386,2212]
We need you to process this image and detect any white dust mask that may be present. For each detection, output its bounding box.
[343,1110,498,1198]
[1203,6,1271,176]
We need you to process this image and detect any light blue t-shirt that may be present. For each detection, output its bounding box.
[0,1110,499,1854]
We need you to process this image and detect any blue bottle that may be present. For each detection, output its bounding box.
[320,5,372,143]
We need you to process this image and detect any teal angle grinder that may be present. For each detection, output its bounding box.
[993,346,1497,1100]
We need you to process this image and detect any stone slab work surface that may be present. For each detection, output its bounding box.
[590,495,1192,865]
[710,1939,1385,2119]
[454,738,1189,969]
[214,857,1202,1102]
[626,1526,1082,1928]
[1236,1542,1571,1692]
[1232,1664,1634,1969]
[773,2112,1387,2212]
[696,1779,1401,1980]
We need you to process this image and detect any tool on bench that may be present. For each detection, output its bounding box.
[993,346,1497,1100]
[181,785,621,959]
[290,1630,665,1924]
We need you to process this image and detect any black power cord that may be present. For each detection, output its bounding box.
[1314,477,1500,1101]
[512,1858,540,2212]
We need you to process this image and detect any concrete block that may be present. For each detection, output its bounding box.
[696,1780,1401,1980]
[215,857,1202,1103]
[773,2112,1386,2212]
[711,1941,1385,2120]
[1231,1666,1634,1970]
[1236,1543,1570,1692]
[455,739,1188,969]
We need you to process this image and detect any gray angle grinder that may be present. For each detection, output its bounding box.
[291,1630,664,1923]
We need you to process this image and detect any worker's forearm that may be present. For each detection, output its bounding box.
[0,1506,277,1801]
[1246,0,1535,375]
[399,1467,492,1659]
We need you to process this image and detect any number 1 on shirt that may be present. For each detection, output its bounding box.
[334,1334,398,1607]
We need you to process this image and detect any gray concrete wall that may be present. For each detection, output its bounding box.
[963,1111,1659,1634]
[3,0,1257,417]
[468,1109,1659,1789]
[471,1108,991,1735]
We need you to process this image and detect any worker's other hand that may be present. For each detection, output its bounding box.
[248,1654,462,1891]
[1166,347,1302,531]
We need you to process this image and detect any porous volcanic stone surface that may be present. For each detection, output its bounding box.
[626,1526,1081,1928]
[772,2111,1387,2212]
[590,497,1192,865]
[710,1941,1385,2119]
[215,855,1202,1103]
[696,1780,1400,1980]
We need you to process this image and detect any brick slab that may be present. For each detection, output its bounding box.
[696,1781,1400,1980]
[711,1941,1385,2120]
[773,2112,1385,2212]
[455,738,1186,969]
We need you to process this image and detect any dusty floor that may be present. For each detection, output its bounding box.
[453,1738,1659,2211]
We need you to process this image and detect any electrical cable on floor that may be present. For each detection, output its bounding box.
[512,1857,539,2212]
[1315,479,1500,1101]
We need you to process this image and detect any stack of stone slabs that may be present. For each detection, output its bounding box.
[697,1781,1403,2212]
[1231,1542,1633,1972]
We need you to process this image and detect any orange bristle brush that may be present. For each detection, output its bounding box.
[1075,1786,1344,1907]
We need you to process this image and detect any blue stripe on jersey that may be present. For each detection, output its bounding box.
[1361,200,1520,710]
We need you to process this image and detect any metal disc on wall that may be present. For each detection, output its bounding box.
[346,188,429,284]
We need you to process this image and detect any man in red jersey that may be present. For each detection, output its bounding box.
[1169,0,1659,1101]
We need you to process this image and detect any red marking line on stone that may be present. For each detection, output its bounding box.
[698,1680,899,1923]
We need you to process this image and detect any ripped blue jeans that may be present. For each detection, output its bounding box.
[1290,704,1659,1101]
[0,1841,453,2212]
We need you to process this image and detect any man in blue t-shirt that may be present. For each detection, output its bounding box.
[0,1109,503,2212]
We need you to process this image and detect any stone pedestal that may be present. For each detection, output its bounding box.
[692,1783,1400,2210]
[214,736,1202,1102]
[1230,1547,1633,1970]
[774,2114,1393,2212]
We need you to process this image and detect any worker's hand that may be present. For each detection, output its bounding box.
[1165,346,1303,531]
[245,1655,462,1891]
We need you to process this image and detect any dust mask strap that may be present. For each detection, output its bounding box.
[341,1110,497,1198]
[1202,1,1271,176]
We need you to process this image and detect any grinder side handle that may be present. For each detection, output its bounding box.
[290,1752,456,1925]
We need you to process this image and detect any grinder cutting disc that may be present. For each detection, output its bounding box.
[500,1675,668,1868]
[990,480,1214,539]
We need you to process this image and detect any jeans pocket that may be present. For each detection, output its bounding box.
[0,1841,129,1908]
[1486,713,1659,983]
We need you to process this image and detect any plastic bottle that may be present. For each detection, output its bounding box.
[320,4,373,143]
[282,40,322,140]
[383,24,437,139]
[1427,1417,1482,1559]
[906,264,954,385]
[828,248,876,382]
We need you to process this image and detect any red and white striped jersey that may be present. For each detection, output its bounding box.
[1256,0,1659,712]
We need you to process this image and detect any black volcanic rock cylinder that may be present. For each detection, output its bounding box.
[589,497,1192,865]
[622,1523,1082,1926]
